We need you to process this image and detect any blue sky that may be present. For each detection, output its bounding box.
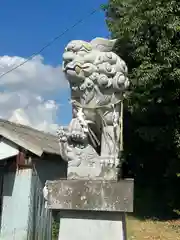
[0,0,109,130]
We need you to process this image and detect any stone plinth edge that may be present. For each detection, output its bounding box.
[45,179,134,212]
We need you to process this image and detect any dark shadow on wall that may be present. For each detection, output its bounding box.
[34,153,68,186]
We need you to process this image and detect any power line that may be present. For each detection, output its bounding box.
[0,8,99,79]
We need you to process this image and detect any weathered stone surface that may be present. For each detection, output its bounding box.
[68,165,118,180]
[57,37,130,179]
[46,179,134,212]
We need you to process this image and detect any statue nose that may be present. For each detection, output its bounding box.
[62,51,75,61]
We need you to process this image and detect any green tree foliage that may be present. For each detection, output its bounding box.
[103,0,180,217]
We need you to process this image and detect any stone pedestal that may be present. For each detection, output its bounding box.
[46,179,134,240]
[58,211,126,240]
[68,163,119,181]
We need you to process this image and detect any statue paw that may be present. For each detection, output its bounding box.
[70,130,87,143]
[57,127,68,142]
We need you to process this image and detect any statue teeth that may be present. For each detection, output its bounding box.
[75,66,81,74]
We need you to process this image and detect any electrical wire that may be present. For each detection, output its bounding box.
[0,8,99,79]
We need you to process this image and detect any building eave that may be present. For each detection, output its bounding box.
[0,126,43,157]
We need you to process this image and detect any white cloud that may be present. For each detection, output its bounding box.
[0,55,68,133]
[0,55,67,93]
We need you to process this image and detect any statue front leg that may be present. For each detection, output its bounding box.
[100,108,120,168]
[57,126,81,166]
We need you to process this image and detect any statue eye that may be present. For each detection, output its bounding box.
[82,44,92,51]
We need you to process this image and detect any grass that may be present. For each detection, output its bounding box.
[127,215,180,240]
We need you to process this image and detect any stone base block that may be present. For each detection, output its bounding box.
[46,179,134,212]
[68,165,119,180]
[58,211,126,240]
[46,179,133,240]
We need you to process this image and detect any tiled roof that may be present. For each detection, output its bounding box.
[0,119,60,156]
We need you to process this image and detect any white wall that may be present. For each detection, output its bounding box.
[0,169,33,240]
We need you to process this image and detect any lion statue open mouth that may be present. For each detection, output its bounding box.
[62,37,129,119]
[63,38,129,86]
[58,38,129,178]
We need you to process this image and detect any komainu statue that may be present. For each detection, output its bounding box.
[57,38,129,180]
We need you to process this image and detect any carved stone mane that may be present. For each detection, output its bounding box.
[58,37,129,180]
